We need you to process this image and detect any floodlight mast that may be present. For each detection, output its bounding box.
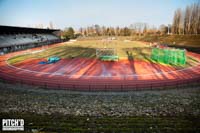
[168,24,170,35]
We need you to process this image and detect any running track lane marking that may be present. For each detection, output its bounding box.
[5,55,200,79]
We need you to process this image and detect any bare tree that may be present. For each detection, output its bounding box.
[159,24,168,35]
[184,5,191,34]
[173,2,200,34]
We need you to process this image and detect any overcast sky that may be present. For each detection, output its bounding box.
[0,0,198,30]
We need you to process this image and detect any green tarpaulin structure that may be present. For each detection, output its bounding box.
[151,48,186,65]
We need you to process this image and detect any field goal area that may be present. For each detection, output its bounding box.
[96,48,119,61]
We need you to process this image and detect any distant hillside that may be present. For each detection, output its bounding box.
[133,35,200,53]
[134,35,200,47]
[77,35,200,53]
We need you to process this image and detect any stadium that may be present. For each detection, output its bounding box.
[0,25,200,91]
[0,0,200,132]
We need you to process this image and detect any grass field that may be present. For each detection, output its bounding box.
[8,40,199,68]
[7,40,148,65]
[78,35,200,53]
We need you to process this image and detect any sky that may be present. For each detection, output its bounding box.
[0,0,198,30]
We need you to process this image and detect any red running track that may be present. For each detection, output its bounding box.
[0,42,200,91]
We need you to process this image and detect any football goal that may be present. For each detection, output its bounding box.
[96,48,119,61]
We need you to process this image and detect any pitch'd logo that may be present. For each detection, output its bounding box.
[2,119,24,131]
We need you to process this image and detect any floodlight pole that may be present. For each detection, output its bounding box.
[168,24,170,35]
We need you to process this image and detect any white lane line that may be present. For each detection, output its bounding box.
[5,58,200,78]
[51,60,75,75]
[5,53,200,78]
[101,63,111,77]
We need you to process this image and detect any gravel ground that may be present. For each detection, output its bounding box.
[0,82,200,117]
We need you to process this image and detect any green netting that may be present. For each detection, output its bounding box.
[151,48,186,65]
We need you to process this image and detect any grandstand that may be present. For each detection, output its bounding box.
[0,25,61,54]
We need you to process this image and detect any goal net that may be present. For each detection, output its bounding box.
[96,48,116,57]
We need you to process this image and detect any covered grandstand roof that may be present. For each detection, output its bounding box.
[0,25,60,34]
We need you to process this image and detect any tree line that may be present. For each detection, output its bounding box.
[78,23,165,37]
[62,2,199,39]
[172,2,200,34]
[62,24,167,39]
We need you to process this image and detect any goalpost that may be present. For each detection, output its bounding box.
[96,38,119,61]
[96,48,119,61]
[96,48,116,57]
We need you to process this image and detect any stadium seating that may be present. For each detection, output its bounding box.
[0,25,62,54]
[0,34,59,47]
[0,34,60,54]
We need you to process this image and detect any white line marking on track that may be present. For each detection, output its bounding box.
[5,52,200,79]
